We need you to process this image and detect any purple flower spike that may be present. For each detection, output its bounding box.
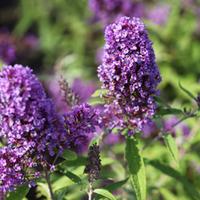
[0,65,66,155]
[0,65,66,192]
[98,17,161,133]
[64,103,100,153]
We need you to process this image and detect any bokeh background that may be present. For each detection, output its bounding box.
[1,0,200,200]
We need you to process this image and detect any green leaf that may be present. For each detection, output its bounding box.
[88,89,108,106]
[64,171,82,184]
[154,96,171,108]
[101,157,115,166]
[88,97,104,106]
[163,133,179,164]
[36,183,51,200]
[125,137,146,200]
[148,160,200,200]
[178,82,196,100]
[62,149,77,161]
[157,107,183,116]
[159,188,178,200]
[104,178,128,192]
[59,156,87,167]
[94,189,116,200]
[91,89,108,98]
[54,187,68,200]
[7,185,29,200]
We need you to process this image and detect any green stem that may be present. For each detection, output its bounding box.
[44,170,55,200]
[88,183,93,200]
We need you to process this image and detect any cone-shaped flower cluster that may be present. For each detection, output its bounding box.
[98,17,161,133]
[64,103,100,153]
[0,65,66,192]
[84,143,101,183]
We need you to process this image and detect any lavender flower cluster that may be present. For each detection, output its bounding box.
[98,17,161,133]
[64,103,100,153]
[0,65,101,193]
[0,65,66,192]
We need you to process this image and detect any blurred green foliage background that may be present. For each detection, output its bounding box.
[1,0,200,93]
[2,0,199,102]
[1,0,200,200]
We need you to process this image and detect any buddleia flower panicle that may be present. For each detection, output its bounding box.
[64,103,100,153]
[98,16,161,134]
[84,143,101,183]
[0,64,66,192]
[59,77,80,107]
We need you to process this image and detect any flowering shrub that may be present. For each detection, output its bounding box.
[0,1,200,200]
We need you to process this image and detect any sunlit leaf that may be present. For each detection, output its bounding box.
[163,133,179,164]
[179,82,196,100]
[7,185,29,200]
[54,187,68,200]
[64,171,82,184]
[125,137,146,200]
[94,188,116,200]
[104,178,128,192]
[91,89,108,98]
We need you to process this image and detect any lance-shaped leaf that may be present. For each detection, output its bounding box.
[163,133,179,164]
[94,188,117,200]
[105,178,128,192]
[148,159,200,200]
[125,137,146,200]
[179,82,196,100]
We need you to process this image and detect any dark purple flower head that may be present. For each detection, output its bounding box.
[0,32,15,64]
[0,65,66,191]
[98,17,161,133]
[64,103,100,153]
[84,143,101,183]
[89,0,145,25]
